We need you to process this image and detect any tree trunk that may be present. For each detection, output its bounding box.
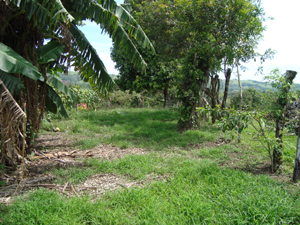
[178,73,209,131]
[163,85,170,107]
[273,70,297,172]
[293,116,300,182]
[177,53,210,131]
[210,75,219,124]
[236,60,242,143]
[0,79,26,166]
[221,68,232,109]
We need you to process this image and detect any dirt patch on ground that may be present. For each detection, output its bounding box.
[0,133,151,204]
[1,134,296,204]
[35,134,76,151]
[188,137,232,149]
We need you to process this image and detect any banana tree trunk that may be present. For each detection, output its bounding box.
[0,79,26,166]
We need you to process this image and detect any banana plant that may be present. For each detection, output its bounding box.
[0,41,74,118]
[0,0,154,159]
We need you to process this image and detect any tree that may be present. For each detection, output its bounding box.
[264,69,297,172]
[173,0,266,130]
[0,0,154,165]
[231,88,263,110]
[112,43,176,106]
[111,0,177,106]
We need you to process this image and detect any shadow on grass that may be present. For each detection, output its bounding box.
[73,108,229,150]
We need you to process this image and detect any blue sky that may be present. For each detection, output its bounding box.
[79,0,300,83]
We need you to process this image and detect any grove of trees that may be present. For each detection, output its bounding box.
[111,0,268,130]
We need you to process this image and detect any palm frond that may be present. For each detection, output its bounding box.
[0,78,26,165]
[66,0,154,70]
[0,79,25,120]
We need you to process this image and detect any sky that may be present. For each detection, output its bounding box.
[79,0,300,83]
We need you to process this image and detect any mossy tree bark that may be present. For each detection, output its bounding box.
[177,53,210,131]
[205,75,220,124]
[293,119,300,182]
[221,68,232,109]
[273,70,297,172]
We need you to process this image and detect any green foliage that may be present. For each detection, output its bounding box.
[36,40,65,65]
[198,104,289,172]
[0,72,24,95]
[146,0,267,130]
[231,88,264,109]
[264,69,296,114]
[45,83,69,118]
[111,35,177,99]
[58,85,102,110]
[111,90,161,108]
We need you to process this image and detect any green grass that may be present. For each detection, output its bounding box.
[47,108,231,151]
[1,159,299,224]
[1,108,299,224]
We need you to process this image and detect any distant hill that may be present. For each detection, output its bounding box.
[59,72,118,89]
[220,79,300,93]
[59,72,300,93]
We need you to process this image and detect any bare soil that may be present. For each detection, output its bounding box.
[0,134,296,204]
[0,133,171,204]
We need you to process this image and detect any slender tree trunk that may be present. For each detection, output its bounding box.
[236,60,242,143]
[293,116,300,182]
[221,68,232,109]
[163,85,170,107]
[273,70,297,172]
[210,75,219,124]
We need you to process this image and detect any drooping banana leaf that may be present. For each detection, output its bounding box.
[42,82,68,118]
[0,43,41,80]
[47,72,76,102]
[10,0,74,30]
[69,23,114,96]
[45,94,58,114]
[0,70,24,95]
[66,0,154,70]
[36,40,65,64]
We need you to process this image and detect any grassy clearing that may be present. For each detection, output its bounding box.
[1,108,299,224]
[39,107,300,179]
[1,159,299,224]
[45,108,232,151]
